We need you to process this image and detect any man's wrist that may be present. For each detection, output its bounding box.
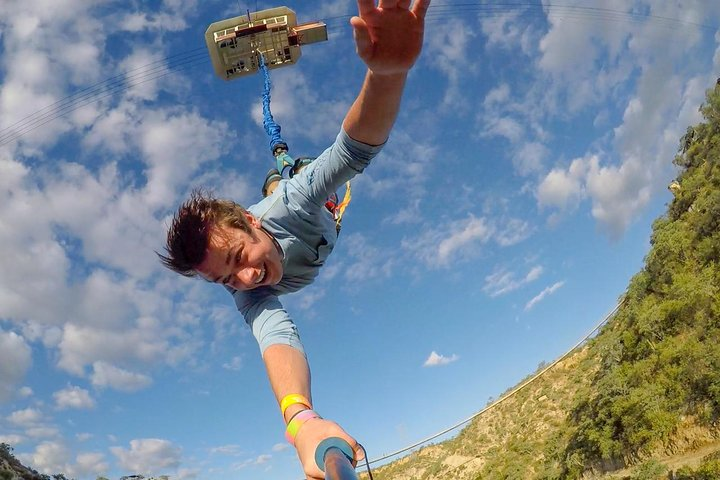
[284,403,311,424]
[366,69,409,82]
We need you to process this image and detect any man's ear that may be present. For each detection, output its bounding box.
[245,211,260,228]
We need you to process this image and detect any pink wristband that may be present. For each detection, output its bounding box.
[285,409,320,445]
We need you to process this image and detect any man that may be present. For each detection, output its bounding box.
[160,0,429,477]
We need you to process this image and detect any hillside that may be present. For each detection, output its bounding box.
[366,83,720,480]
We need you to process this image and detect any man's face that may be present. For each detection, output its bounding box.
[195,215,283,291]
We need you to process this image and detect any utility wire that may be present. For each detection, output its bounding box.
[362,299,625,468]
[1,3,715,147]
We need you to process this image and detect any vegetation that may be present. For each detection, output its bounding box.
[563,83,720,477]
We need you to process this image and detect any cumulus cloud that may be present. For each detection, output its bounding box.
[71,452,109,478]
[536,155,594,211]
[17,441,109,478]
[0,330,32,402]
[53,385,96,410]
[7,408,43,427]
[90,362,153,392]
[423,351,459,367]
[111,438,182,474]
[525,281,565,311]
[18,441,70,476]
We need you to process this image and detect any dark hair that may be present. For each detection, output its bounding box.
[159,189,252,277]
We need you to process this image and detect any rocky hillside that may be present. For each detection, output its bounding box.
[366,83,720,480]
[0,443,53,480]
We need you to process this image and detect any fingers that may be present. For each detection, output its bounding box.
[397,0,412,9]
[411,0,431,20]
[379,0,398,9]
[353,442,366,462]
[356,0,376,16]
[350,16,373,59]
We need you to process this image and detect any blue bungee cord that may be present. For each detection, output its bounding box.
[258,53,295,178]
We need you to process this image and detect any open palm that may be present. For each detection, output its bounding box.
[351,0,431,75]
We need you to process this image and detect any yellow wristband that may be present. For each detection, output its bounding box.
[280,394,312,418]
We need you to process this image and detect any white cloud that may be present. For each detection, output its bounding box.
[513,141,548,176]
[339,233,397,283]
[18,441,70,476]
[405,215,494,268]
[17,441,109,478]
[251,68,348,144]
[0,330,32,402]
[525,281,565,311]
[484,265,543,297]
[71,452,109,478]
[53,386,96,410]
[221,356,243,371]
[482,116,524,143]
[271,443,289,452]
[495,218,533,247]
[233,453,273,469]
[0,434,24,446]
[117,0,198,33]
[210,444,244,456]
[111,438,182,474]
[484,84,511,108]
[536,156,593,210]
[436,218,493,261]
[7,408,42,427]
[423,351,459,367]
[480,10,536,55]
[425,18,478,109]
[25,427,61,440]
[90,362,153,392]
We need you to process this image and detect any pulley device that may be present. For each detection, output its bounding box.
[204,6,328,81]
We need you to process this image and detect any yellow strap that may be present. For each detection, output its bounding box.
[280,394,312,417]
[335,181,352,228]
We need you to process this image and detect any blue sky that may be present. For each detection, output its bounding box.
[1,0,719,479]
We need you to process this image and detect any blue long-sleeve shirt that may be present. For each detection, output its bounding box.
[229,129,384,354]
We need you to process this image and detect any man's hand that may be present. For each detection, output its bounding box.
[294,417,362,480]
[351,0,431,76]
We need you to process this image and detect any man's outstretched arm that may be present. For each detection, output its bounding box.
[342,0,430,146]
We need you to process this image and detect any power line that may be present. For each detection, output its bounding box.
[362,299,625,468]
[1,3,715,146]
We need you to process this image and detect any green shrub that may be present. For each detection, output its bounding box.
[631,459,667,479]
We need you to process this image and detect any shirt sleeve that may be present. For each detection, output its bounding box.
[291,128,385,206]
[232,288,305,355]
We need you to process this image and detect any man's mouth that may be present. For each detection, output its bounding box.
[255,265,266,284]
